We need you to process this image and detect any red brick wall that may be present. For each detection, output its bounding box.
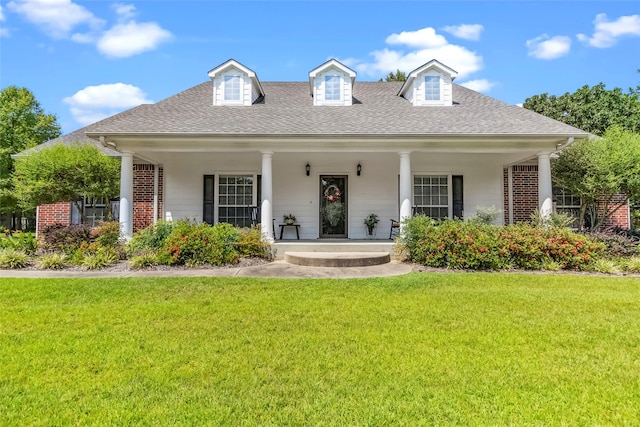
[600,195,630,229]
[37,164,164,235]
[133,164,163,232]
[37,202,71,235]
[510,165,539,224]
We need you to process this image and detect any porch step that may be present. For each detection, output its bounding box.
[273,240,395,260]
[284,251,391,268]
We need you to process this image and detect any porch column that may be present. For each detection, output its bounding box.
[399,151,413,229]
[261,151,274,242]
[538,152,553,220]
[119,151,134,239]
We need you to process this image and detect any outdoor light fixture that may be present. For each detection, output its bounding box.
[306,163,310,176]
[357,163,362,176]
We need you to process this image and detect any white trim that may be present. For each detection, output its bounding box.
[507,166,514,224]
[153,165,159,226]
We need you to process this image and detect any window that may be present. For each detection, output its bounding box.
[325,75,341,101]
[224,75,241,101]
[413,175,449,219]
[71,197,118,226]
[553,187,581,227]
[424,75,441,101]
[218,175,253,227]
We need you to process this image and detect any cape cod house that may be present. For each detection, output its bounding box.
[33,58,630,240]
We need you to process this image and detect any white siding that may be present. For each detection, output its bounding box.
[212,69,254,106]
[154,150,512,237]
[411,70,453,107]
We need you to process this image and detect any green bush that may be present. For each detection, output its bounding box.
[236,226,271,259]
[127,221,175,257]
[37,253,67,270]
[400,217,604,271]
[81,247,119,270]
[129,252,159,269]
[93,221,121,248]
[587,232,640,258]
[0,249,30,269]
[162,221,241,266]
[624,257,640,273]
[0,231,38,254]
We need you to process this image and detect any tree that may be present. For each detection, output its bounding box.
[523,83,640,136]
[0,86,61,228]
[13,144,120,220]
[379,69,407,82]
[552,127,640,231]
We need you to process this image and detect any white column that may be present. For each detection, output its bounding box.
[538,152,553,220]
[260,151,274,242]
[399,151,413,228]
[119,151,134,239]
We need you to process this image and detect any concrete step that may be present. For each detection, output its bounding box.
[273,240,395,260]
[284,251,391,268]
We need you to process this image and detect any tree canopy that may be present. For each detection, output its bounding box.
[13,144,120,217]
[552,127,640,230]
[0,86,61,217]
[379,70,407,82]
[523,82,640,136]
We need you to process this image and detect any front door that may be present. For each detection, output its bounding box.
[320,175,347,238]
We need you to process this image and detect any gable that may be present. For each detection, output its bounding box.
[208,59,264,106]
[308,59,356,106]
[398,59,458,107]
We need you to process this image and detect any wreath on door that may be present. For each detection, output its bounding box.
[324,184,342,202]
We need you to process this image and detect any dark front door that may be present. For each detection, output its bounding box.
[320,175,347,238]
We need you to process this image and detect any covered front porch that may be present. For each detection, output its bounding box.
[112,137,560,241]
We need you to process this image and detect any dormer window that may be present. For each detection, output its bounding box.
[325,75,341,101]
[309,59,356,106]
[208,59,264,106]
[424,75,441,101]
[224,75,241,101]
[398,59,457,107]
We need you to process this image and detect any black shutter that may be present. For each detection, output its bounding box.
[203,175,215,224]
[453,175,464,219]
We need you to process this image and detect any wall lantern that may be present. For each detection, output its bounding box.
[357,163,362,176]
[306,163,310,176]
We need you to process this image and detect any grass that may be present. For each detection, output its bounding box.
[1,273,639,425]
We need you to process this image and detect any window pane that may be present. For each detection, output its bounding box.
[413,174,449,219]
[425,75,441,101]
[325,76,341,101]
[224,75,241,101]
[218,174,253,227]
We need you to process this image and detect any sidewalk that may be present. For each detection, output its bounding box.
[1,260,414,279]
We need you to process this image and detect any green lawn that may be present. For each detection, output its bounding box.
[1,273,639,425]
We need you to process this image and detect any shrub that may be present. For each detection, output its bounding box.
[400,218,605,271]
[81,247,119,270]
[589,259,620,274]
[587,231,640,258]
[127,221,175,257]
[37,253,67,270]
[162,221,241,266]
[93,221,121,248]
[471,205,502,225]
[0,249,30,269]
[236,227,271,259]
[624,257,640,274]
[0,231,38,254]
[129,252,159,269]
[41,224,92,253]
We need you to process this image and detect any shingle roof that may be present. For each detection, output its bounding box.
[15,127,120,157]
[79,81,587,137]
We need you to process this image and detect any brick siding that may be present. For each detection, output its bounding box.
[37,201,71,235]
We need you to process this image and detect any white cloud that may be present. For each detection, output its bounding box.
[577,13,640,48]
[386,27,448,48]
[0,5,8,37]
[351,27,484,79]
[443,24,484,41]
[7,0,104,38]
[63,83,152,125]
[526,34,571,59]
[459,79,496,93]
[97,21,172,58]
[113,3,137,21]
[0,4,5,21]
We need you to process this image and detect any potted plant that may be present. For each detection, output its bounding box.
[283,213,296,225]
[363,213,380,236]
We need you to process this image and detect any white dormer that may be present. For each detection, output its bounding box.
[397,59,458,106]
[308,59,356,106]
[208,59,264,106]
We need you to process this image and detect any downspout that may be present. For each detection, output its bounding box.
[507,166,514,225]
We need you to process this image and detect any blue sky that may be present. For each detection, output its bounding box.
[1,1,639,134]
